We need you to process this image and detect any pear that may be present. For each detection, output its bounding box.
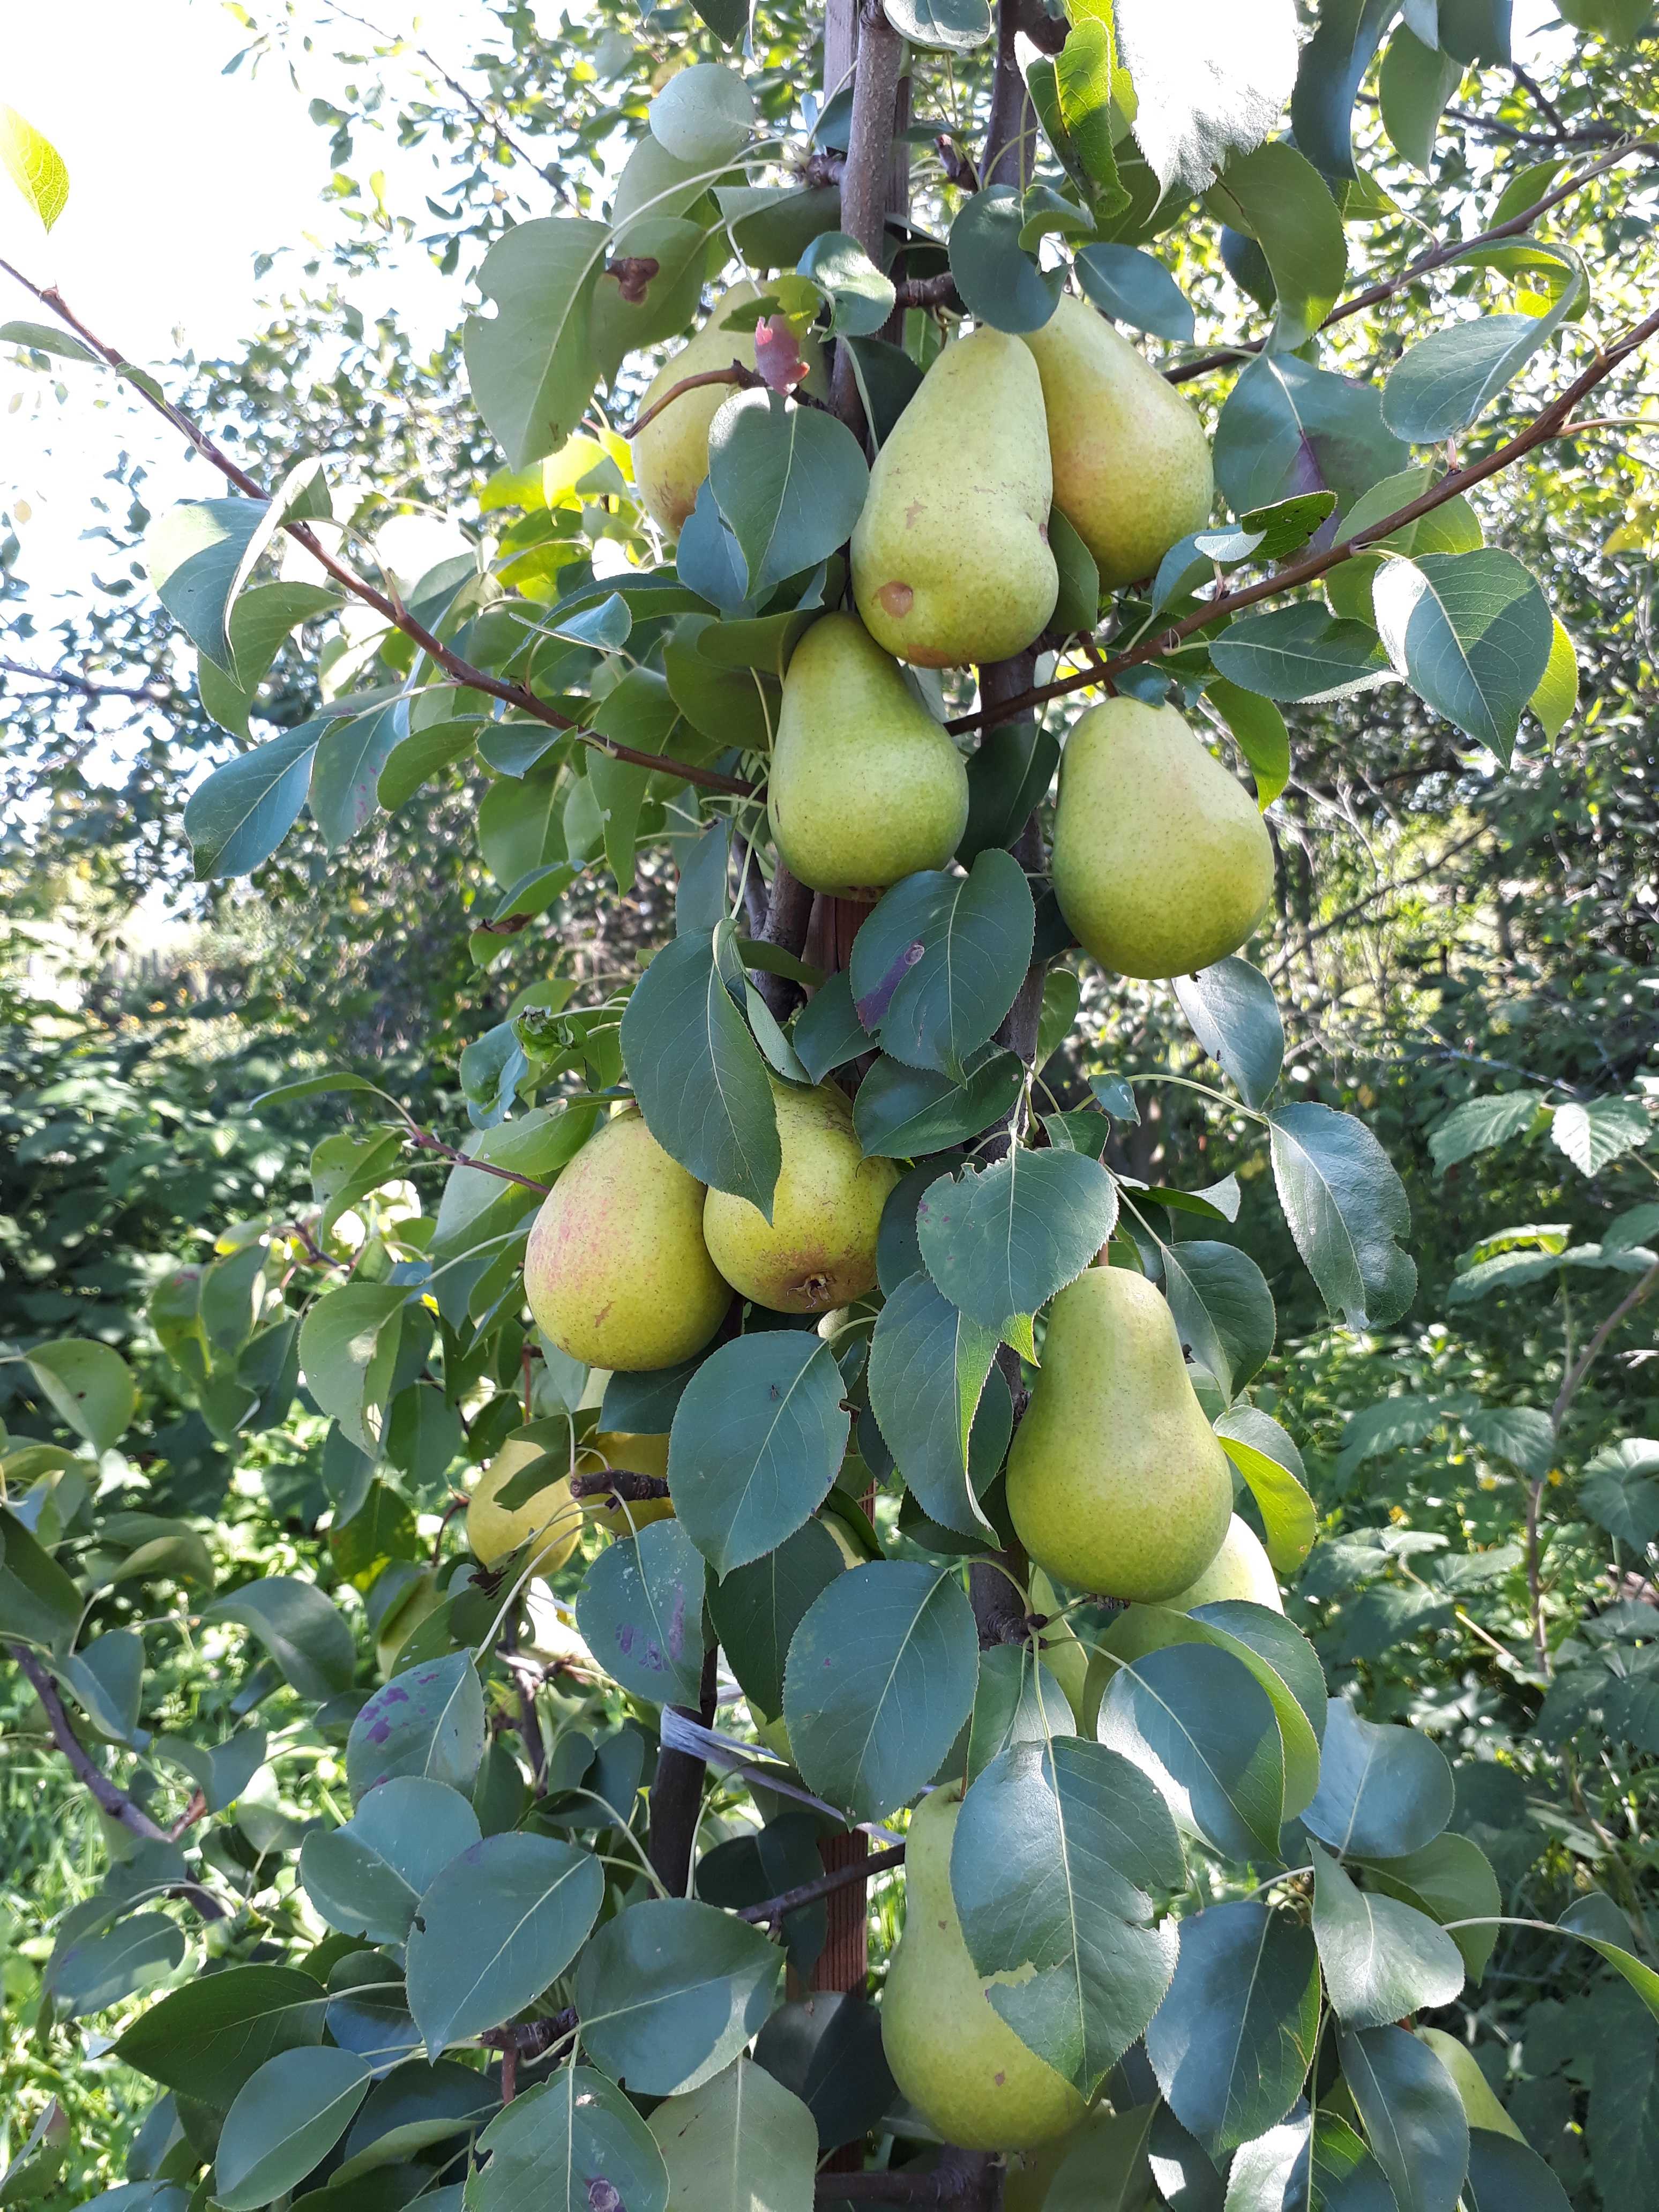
[882,1785,1088,2150]
[703,1079,899,1313]
[1050,697,1274,978]
[1416,2030,1524,2142]
[632,281,824,536]
[851,327,1057,669]
[768,614,969,894]
[1028,1566,1090,1724]
[467,1436,581,1580]
[1005,1267,1232,1602]
[578,1428,677,1539]
[525,1109,730,1370]
[1022,295,1214,591]
[1167,1514,1283,1613]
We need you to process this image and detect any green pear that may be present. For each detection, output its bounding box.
[1167,1514,1283,1613]
[851,327,1057,668]
[525,1109,730,1369]
[1416,2030,1524,2141]
[883,1785,1088,2150]
[1022,295,1213,591]
[1050,697,1274,978]
[631,282,825,536]
[1006,1267,1233,1602]
[768,614,969,894]
[1028,1567,1090,1724]
[703,1079,898,1312]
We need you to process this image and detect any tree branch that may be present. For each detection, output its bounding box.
[406,1125,551,1194]
[625,362,765,438]
[0,656,171,706]
[948,303,1659,735]
[648,1644,718,1897]
[738,1841,906,1922]
[0,260,754,800]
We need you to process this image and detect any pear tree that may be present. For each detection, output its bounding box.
[4,3,1659,2208]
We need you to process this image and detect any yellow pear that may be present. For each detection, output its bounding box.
[631,282,825,536]
[525,1110,730,1370]
[1006,1267,1232,1602]
[579,1428,677,1538]
[467,1436,581,1579]
[703,1080,898,1313]
[1050,697,1274,978]
[1167,1514,1283,1613]
[1416,2030,1524,2141]
[768,614,969,894]
[1022,295,1213,590]
[882,1785,1088,2150]
[851,328,1057,668]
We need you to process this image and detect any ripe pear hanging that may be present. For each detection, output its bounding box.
[524,1109,730,1370]
[703,1078,898,1312]
[880,1785,1089,2151]
[1050,696,1274,978]
[1005,1266,1233,1603]
[768,614,968,894]
[851,327,1057,668]
[631,282,825,536]
[1022,294,1214,591]
[1167,1514,1283,1612]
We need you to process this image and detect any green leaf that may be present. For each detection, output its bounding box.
[850,853,1035,1080]
[1310,1841,1465,2028]
[955,1735,1184,2098]
[648,2056,817,2212]
[1337,2024,1470,2212]
[1206,143,1347,350]
[915,1150,1119,1336]
[1289,0,1401,177]
[22,1340,136,1453]
[883,0,994,51]
[1302,1700,1454,1859]
[467,2067,668,2212]
[1044,2106,1160,2212]
[576,1897,783,2095]
[346,1654,487,1803]
[1053,17,1129,213]
[798,231,896,336]
[705,1519,845,1716]
[1204,679,1290,809]
[620,926,781,1215]
[332,2061,498,2185]
[1268,1102,1416,1330]
[576,1518,711,1706]
[648,63,755,163]
[1074,244,1195,341]
[1373,550,1554,763]
[858,1048,1026,1159]
[464,216,611,469]
[206,1578,355,1702]
[1359,1830,1504,1979]
[1146,1901,1318,2155]
[54,1628,143,1743]
[1426,1089,1547,1172]
[1462,2132,1574,2212]
[1175,959,1283,1109]
[200,581,342,739]
[948,188,1064,334]
[113,1964,327,2106]
[309,698,410,850]
[1096,1643,1286,1861]
[0,106,69,229]
[183,718,331,879]
[707,391,869,598]
[297,1282,409,1455]
[146,499,270,676]
[1214,354,1405,518]
[50,1915,186,2021]
[1550,1095,1651,1175]
[783,1560,979,1821]
[1579,1440,1659,1548]
[1049,507,1102,637]
[966,1642,1078,1784]
[668,1332,850,1575]
[215,2046,372,2211]
[1209,603,1394,704]
[1325,464,1484,625]
[1159,1240,1275,1403]
[1382,242,1584,443]
[1529,616,1579,740]
[1379,27,1463,173]
[300,1777,481,1946]
[407,1833,603,2052]
[868,1271,1002,1537]
[1463,1404,1555,1479]
[0,319,99,362]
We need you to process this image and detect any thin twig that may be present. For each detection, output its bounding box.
[0,656,171,706]
[625,362,764,438]
[737,1840,905,1922]
[948,304,1659,734]
[407,1126,551,1195]
[0,261,754,799]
